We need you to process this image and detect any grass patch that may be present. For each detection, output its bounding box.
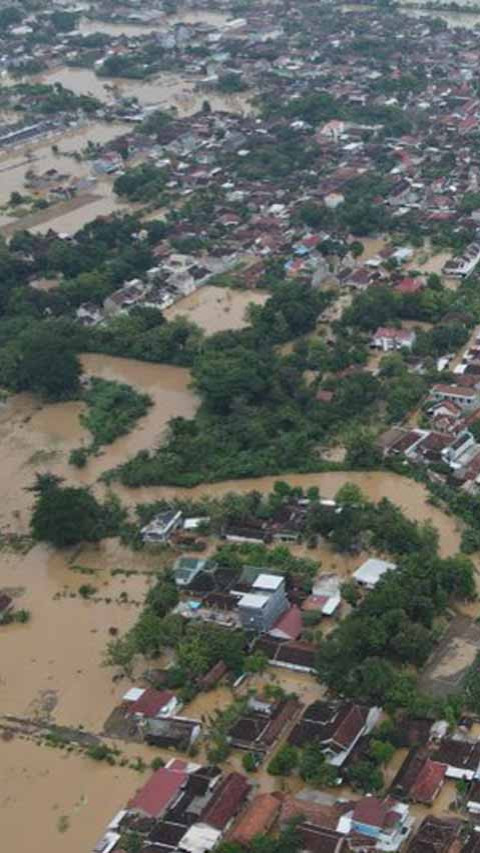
[69,377,152,467]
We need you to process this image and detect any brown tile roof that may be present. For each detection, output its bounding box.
[229,794,280,844]
[202,772,250,830]
[411,759,447,804]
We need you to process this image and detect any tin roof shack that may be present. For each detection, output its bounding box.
[145,716,202,751]
[228,793,281,845]
[288,701,381,767]
[227,693,302,756]
[237,573,288,632]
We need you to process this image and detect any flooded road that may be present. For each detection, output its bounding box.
[164,285,269,334]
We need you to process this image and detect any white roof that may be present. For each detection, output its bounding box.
[123,687,145,703]
[252,573,283,591]
[353,558,397,586]
[180,823,221,853]
[322,593,341,616]
[239,592,269,609]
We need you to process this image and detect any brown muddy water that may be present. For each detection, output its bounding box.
[0,353,472,852]
[0,738,144,853]
[116,471,463,558]
[37,66,254,117]
[0,121,132,235]
[164,285,269,334]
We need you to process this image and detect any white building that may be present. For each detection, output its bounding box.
[353,558,398,590]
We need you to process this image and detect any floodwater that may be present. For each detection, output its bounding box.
[0,120,132,234]
[0,353,472,852]
[38,66,254,116]
[164,285,269,334]
[0,542,157,729]
[78,8,231,34]
[0,355,197,528]
[116,470,463,557]
[0,738,143,853]
[342,2,480,28]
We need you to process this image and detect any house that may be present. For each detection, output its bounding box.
[407,816,465,853]
[371,327,416,352]
[353,558,397,590]
[0,593,13,623]
[128,759,191,818]
[288,701,381,766]
[256,636,317,672]
[228,694,301,754]
[430,738,480,781]
[443,240,480,278]
[228,793,281,844]
[390,747,447,805]
[268,605,303,641]
[173,556,212,587]
[430,384,478,410]
[201,772,250,830]
[123,687,180,720]
[337,796,413,852]
[441,431,477,469]
[144,717,202,751]
[141,511,183,544]
[306,573,342,616]
[237,573,288,632]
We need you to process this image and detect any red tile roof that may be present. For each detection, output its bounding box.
[202,773,250,829]
[269,605,303,640]
[411,759,447,804]
[333,705,367,750]
[394,277,424,294]
[229,794,280,844]
[352,797,397,829]
[126,688,175,718]
[128,762,188,817]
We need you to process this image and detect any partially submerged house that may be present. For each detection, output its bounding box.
[353,558,398,591]
[123,688,180,720]
[288,701,380,766]
[141,510,183,544]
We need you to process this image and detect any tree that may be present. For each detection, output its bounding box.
[345,429,382,469]
[16,327,82,401]
[348,760,384,792]
[30,478,103,547]
[370,738,395,767]
[341,579,360,607]
[299,740,338,786]
[350,241,364,259]
[267,744,298,776]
